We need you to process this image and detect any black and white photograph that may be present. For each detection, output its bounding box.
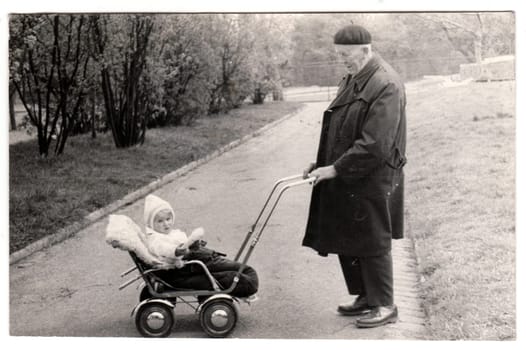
[2,0,521,347]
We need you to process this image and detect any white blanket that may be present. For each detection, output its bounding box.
[105,214,174,269]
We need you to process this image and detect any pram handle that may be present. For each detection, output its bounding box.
[234,174,316,264]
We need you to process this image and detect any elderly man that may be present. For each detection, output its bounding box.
[302,24,407,328]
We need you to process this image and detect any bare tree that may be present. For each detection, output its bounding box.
[9,82,17,130]
[9,14,91,156]
[207,14,255,113]
[89,14,154,148]
[417,13,485,64]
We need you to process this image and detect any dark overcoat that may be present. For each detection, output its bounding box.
[302,55,407,257]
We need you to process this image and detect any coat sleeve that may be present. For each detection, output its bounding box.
[333,82,403,182]
[147,236,180,261]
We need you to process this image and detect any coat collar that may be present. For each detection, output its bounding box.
[353,54,381,92]
[328,54,381,110]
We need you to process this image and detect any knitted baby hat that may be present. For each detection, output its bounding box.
[143,194,176,229]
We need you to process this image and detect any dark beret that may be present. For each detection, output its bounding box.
[334,25,372,45]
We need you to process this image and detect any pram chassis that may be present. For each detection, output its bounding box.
[119,174,315,337]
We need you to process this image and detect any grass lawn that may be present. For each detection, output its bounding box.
[9,101,302,253]
[405,79,515,339]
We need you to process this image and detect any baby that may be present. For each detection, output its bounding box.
[143,194,204,269]
[143,194,258,298]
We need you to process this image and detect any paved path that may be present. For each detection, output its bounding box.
[9,102,426,339]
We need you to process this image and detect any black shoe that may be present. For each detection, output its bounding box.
[356,305,398,328]
[337,295,372,316]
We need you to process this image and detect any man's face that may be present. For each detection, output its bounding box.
[153,210,174,234]
[335,44,367,75]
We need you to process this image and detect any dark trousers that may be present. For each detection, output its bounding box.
[338,251,393,307]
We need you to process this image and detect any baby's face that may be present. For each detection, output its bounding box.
[152,210,174,234]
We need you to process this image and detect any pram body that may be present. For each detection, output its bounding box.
[114,174,315,337]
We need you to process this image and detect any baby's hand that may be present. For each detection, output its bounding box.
[189,239,202,250]
[175,244,188,257]
[174,259,184,269]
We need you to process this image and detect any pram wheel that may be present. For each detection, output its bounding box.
[199,299,237,337]
[135,301,174,337]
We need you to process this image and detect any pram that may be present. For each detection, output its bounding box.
[114,174,315,338]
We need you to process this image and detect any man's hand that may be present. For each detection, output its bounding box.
[309,165,337,185]
[303,162,316,179]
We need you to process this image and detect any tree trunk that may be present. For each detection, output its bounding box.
[475,13,484,64]
[9,84,17,131]
[474,35,483,65]
[91,90,96,139]
[92,15,152,149]
[253,88,264,104]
